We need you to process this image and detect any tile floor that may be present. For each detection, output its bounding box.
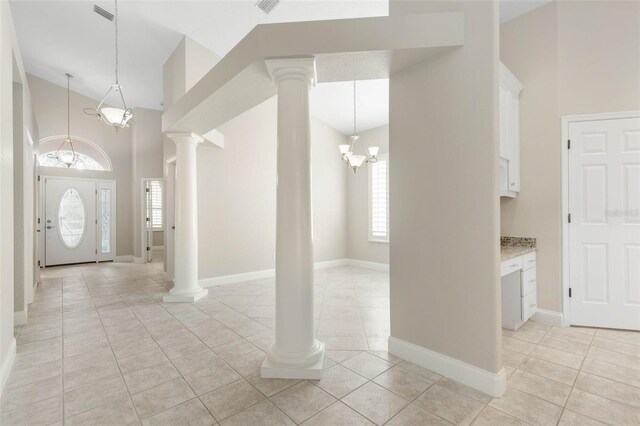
[2,261,639,425]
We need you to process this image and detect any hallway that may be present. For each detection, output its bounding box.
[2,262,638,425]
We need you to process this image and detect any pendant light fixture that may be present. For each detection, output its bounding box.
[84,0,133,130]
[48,73,78,168]
[338,81,379,173]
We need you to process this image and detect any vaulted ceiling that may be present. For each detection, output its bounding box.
[9,0,551,135]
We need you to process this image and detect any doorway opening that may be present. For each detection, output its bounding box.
[142,178,165,264]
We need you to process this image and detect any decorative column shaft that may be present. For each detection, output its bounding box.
[261,57,324,379]
[163,132,208,303]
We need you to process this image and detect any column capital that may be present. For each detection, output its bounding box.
[265,57,316,86]
[166,132,204,145]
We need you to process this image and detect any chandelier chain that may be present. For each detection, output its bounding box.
[353,80,357,136]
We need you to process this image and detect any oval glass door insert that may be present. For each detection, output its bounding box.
[58,188,85,248]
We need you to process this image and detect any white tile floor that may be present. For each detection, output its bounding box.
[2,261,639,425]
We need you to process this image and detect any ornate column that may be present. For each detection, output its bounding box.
[163,132,208,303]
[261,58,324,379]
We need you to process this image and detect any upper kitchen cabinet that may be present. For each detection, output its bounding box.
[499,62,524,198]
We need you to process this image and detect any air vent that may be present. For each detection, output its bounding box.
[256,0,280,15]
[93,4,114,21]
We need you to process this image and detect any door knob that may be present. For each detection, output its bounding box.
[46,225,56,229]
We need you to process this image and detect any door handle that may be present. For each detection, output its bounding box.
[171,226,175,229]
[46,225,56,229]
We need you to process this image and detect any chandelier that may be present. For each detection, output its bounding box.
[338,81,379,173]
[84,0,133,129]
[48,73,78,168]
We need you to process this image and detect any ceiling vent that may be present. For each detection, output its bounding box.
[93,4,114,21]
[256,0,280,15]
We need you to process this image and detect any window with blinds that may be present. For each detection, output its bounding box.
[148,180,163,229]
[369,153,389,242]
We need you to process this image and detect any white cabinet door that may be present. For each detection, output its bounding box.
[499,63,523,197]
[569,116,640,330]
[507,93,520,192]
[45,178,96,266]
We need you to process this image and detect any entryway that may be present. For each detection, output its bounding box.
[42,177,116,266]
[564,112,640,330]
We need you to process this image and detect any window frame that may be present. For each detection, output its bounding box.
[148,180,164,230]
[368,152,389,243]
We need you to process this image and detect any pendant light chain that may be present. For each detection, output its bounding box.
[67,74,70,139]
[83,0,132,129]
[115,0,119,85]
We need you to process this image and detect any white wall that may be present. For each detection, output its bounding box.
[389,0,503,386]
[500,0,640,312]
[131,107,164,258]
[189,96,348,279]
[347,125,389,264]
[0,0,39,395]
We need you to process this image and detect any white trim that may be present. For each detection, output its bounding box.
[152,245,164,251]
[199,258,390,288]
[133,256,146,264]
[200,268,275,287]
[0,338,17,397]
[531,309,564,327]
[388,336,506,397]
[347,258,389,271]
[561,111,640,327]
[14,311,27,326]
[115,255,133,262]
[368,153,390,243]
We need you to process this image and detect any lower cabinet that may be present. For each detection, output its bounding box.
[501,252,537,331]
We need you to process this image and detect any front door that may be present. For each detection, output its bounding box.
[569,116,640,330]
[45,178,97,266]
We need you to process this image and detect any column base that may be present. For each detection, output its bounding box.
[261,341,325,380]
[163,288,208,303]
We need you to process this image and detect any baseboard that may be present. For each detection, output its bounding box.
[0,338,17,397]
[133,257,146,264]
[200,259,354,288]
[14,311,27,326]
[532,309,565,327]
[115,255,133,262]
[346,259,390,271]
[388,336,507,397]
[200,268,275,288]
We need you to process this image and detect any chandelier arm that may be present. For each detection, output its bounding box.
[54,138,67,156]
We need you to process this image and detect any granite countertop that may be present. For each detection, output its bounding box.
[501,236,536,261]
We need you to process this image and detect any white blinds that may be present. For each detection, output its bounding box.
[370,155,389,241]
[149,180,163,229]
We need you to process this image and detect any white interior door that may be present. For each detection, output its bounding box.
[569,116,640,330]
[45,178,97,266]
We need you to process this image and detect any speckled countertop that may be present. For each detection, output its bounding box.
[501,237,536,261]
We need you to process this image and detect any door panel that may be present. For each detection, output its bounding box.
[45,178,96,266]
[569,116,640,330]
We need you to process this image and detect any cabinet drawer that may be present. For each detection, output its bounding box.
[522,251,536,270]
[522,290,537,321]
[501,257,523,277]
[521,267,536,296]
